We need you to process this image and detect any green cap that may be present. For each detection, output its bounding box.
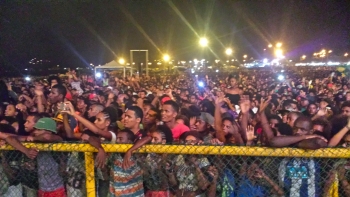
[34,118,57,133]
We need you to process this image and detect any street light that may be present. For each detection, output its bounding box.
[268,44,273,48]
[118,58,125,65]
[225,48,233,56]
[163,54,170,62]
[199,37,208,47]
[276,42,282,48]
[301,55,306,60]
[345,53,349,57]
[243,54,248,59]
[328,50,332,53]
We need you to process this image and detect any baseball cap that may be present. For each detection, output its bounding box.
[52,113,77,131]
[197,112,214,127]
[34,118,57,133]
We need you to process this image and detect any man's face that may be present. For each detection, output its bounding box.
[48,88,62,104]
[194,119,207,132]
[308,104,317,115]
[5,105,16,117]
[269,119,279,129]
[116,132,131,143]
[342,107,350,117]
[293,120,311,136]
[190,96,197,104]
[77,99,86,110]
[301,100,309,107]
[144,109,157,125]
[161,104,177,123]
[139,92,146,99]
[346,93,350,101]
[123,110,139,129]
[24,116,36,132]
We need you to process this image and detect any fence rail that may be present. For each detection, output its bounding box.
[1,143,350,197]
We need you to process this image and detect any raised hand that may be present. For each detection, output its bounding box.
[240,98,251,114]
[259,98,271,113]
[246,125,256,142]
[25,148,39,160]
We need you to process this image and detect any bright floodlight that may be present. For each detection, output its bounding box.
[25,77,31,81]
[199,37,208,47]
[275,49,283,58]
[263,58,268,63]
[243,54,248,59]
[198,81,204,87]
[118,58,125,65]
[268,44,273,48]
[345,53,349,57]
[276,42,282,48]
[95,72,102,78]
[216,69,219,73]
[278,75,284,81]
[163,54,170,62]
[225,48,233,55]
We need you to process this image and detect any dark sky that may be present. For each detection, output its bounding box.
[1,0,350,70]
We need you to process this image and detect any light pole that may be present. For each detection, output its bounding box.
[118,58,126,77]
[199,37,208,47]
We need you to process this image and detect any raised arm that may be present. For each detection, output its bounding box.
[328,119,350,147]
[63,101,112,140]
[214,97,226,143]
[5,136,38,159]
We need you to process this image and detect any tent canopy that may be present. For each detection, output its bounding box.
[94,60,132,77]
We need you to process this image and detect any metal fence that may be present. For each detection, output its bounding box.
[1,143,350,197]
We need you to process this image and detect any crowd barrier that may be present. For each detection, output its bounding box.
[1,143,350,197]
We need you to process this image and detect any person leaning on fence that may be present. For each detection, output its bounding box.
[5,117,67,197]
[265,114,327,197]
[107,130,144,197]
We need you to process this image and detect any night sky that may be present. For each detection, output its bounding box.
[1,0,350,71]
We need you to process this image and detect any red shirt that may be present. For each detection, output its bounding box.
[171,123,190,140]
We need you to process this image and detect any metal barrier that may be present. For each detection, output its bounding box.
[1,143,350,197]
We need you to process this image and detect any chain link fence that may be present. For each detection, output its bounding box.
[1,143,350,197]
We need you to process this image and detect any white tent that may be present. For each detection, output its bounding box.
[94,60,132,77]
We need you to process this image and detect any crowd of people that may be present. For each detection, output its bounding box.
[0,66,350,197]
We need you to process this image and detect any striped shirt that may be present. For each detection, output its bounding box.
[109,154,144,197]
[278,158,320,197]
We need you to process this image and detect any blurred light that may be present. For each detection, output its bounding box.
[243,55,248,59]
[25,68,28,71]
[157,62,162,65]
[216,69,219,73]
[345,53,349,57]
[263,48,266,51]
[328,50,332,53]
[25,77,31,81]
[118,58,125,65]
[194,59,198,64]
[163,54,170,62]
[199,37,208,47]
[198,81,204,87]
[268,44,273,48]
[276,42,282,48]
[275,49,283,58]
[95,72,102,78]
[301,55,306,59]
[214,60,220,63]
[148,62,152,65]
[191,69,195,73]
[281,70,284,72]
[225,48,233,55]
[263,58,268,63]
[278,75,284,81]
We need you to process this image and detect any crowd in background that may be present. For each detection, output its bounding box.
[1,66,350,197]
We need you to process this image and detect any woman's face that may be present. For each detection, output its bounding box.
[94,112,110,130]
[229,78,237,87]
[185,135,200,145]
[150,131,165,144]
[5,105,16,117]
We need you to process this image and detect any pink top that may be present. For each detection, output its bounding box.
[171,123,190,140]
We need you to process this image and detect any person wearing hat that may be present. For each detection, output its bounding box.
[193,112,215,144]
[5,118,66,197]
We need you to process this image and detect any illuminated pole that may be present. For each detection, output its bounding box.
[163,54,170,74]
